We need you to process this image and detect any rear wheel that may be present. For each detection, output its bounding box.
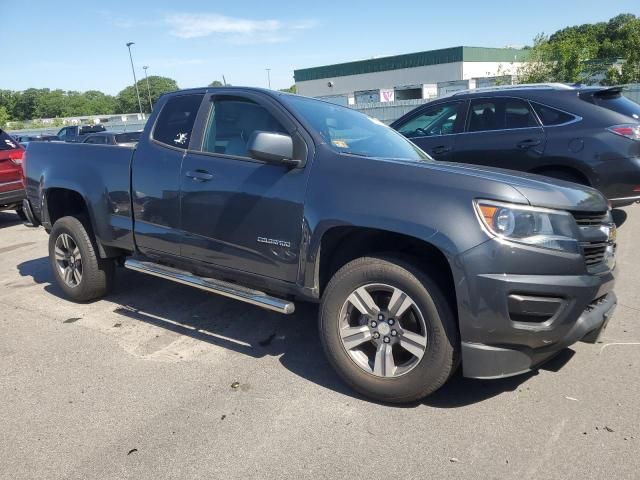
[319,256,459,403]
[48,216,114,302]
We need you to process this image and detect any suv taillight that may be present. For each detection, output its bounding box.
[607,124,640,141]
[8,149,24,165]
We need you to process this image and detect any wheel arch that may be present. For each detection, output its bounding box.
[313,226,458,317]
[529,160,594,186]
[44,187,119,259]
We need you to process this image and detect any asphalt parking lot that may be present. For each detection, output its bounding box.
[0,207,638,480]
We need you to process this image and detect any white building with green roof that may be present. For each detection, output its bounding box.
[294,46,529,105]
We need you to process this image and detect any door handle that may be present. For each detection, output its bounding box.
[517,139,542,149]
[186,170,213,182]
[431,145,451,155]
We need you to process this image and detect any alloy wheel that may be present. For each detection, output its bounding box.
[338,283,428,378]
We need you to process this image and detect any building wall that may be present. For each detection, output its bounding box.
[296,61,526,100]
[462,61,523,80]
[296,62,465,98]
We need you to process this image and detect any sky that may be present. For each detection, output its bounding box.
[1,0,638,95]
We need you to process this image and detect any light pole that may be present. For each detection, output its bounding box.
[125,42,143,116]
[265,68,271,89]
[143,65,152,112]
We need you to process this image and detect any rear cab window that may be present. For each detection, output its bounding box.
[153,94,204,149]
[0,129,20,151]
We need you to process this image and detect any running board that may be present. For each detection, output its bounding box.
[124,259,295,315]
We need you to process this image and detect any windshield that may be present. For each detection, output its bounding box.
[284,95,430,161]
[115,132,142,144]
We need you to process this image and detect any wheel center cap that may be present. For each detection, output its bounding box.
[378,322,391,336]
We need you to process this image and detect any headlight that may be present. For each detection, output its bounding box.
[474,200,579,253]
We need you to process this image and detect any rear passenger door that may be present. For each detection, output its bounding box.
[393,101,465,161]
[131,92,204,256]
[454,97,546,170]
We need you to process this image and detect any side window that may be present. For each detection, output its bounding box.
[504,99,538,129]
[57,128,67,140]
[531,102,576,126]
[201,97,286,158]
[468,98,538,132]
[84,136,98,144]
[396,102,462,138]
[468,100,499,132]
[153,94,204,149]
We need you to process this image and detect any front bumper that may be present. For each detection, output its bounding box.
[462,290,616,379]
[456,238,616,379]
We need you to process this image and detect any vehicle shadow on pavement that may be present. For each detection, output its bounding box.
[17,256,575,408]
[0,211,23,229]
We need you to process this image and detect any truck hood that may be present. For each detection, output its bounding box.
[388,158,609,212]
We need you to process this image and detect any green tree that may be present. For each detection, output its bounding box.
[117,76,179,113]
[279,85,297,94]
[209,80,224,87]
[0,106,9,128]
[517,14,640,85]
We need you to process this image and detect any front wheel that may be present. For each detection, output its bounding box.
[48,216,114,302]
[319,256,459,403]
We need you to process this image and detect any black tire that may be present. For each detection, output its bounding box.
[15,208,27,221]
[319,256,459,403]
[48,216,114,302]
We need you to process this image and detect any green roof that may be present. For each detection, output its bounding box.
[294,46,529,82]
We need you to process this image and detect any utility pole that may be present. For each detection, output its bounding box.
[266,68,271,89]
[143,65,153,112]
[125,42,143,116]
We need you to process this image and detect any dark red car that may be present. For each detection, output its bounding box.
[0,129,26,220]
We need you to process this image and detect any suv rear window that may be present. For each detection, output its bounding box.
[153,94,203,148]
[590,91,640,120]
[0,129,20,151]
[531,103,576,126]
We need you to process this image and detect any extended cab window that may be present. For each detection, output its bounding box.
[153,94,204,149]
[0,129,20,150]
[396,102,462,138]
[201,97,286,158]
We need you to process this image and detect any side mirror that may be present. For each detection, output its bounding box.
[247,131,299,167]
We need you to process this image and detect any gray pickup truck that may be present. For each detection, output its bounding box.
[23,87,617,403]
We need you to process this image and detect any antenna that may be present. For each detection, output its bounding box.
[222,75,227,87]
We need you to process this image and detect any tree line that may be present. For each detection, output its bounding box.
[518,13,640,84]
[0,76,179,128]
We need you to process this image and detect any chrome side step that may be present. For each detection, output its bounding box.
[124,259,295,314]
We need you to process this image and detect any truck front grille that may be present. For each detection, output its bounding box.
[571,211,608,226]
[571,211,614,272]
[582,243,607,267]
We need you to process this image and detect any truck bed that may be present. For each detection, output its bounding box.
[25,142,136,253]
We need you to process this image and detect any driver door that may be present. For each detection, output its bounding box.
[394,101,466,161]
[179,93,310,282]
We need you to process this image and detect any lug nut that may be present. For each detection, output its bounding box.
[391,330,397,336]
[370,320,378,328]
[373,332,380,339]
[378,314,384,321]
[383,336,390,343]
[388,319,395,326]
